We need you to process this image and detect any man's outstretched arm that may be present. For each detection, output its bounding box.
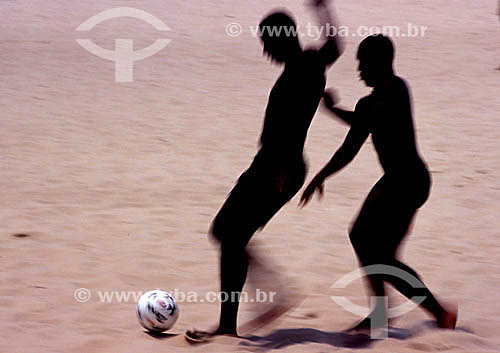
[311,0,344,66]
[322,89,356,125]
[299,124,369,207]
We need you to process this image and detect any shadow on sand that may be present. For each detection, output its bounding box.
[144,331,179,340]
[240,328,377,351]
[239,321,473,351]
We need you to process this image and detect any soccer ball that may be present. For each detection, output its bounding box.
[136,289,179,332]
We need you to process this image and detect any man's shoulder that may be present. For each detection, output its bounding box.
[392,76,410,92]
[355,95,373,112]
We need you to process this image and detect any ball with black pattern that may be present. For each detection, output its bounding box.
[136,289,179,332]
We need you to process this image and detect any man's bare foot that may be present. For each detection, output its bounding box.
[184,294,304,343]
[437,302,458,329]
[184,327,238,343]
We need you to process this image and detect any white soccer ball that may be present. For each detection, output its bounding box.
[136,289,179,332]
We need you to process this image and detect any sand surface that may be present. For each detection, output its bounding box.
[1,0,500,352]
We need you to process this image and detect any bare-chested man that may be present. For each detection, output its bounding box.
[300,34,457,331]
[186,0,343,342]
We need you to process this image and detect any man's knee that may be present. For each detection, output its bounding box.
[348,224,364,252]
[209,215,227,243]
[210,212,255,249]
[349,227,386,265]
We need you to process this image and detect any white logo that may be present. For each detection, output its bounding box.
[225,23,243,37]
[74,288,91,302]
[330,264,426,339]
[76,7,171,82]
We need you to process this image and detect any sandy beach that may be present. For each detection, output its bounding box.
[1,0,500,351]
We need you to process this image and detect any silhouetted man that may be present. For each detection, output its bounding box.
[300,34,457,331]
[185,0,343,342]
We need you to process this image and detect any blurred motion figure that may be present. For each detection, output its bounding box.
[185,0,344,342]
[300,34,458,331]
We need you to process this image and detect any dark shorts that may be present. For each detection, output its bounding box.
[349,166,431,259]
[210,160,306,248]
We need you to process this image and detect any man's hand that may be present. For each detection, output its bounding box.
[299,174,325,208]
[323,88,338,109]
[309,0,343,66]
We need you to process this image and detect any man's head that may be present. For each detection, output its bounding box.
[357,34,394,87]
[259,10,301,64]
